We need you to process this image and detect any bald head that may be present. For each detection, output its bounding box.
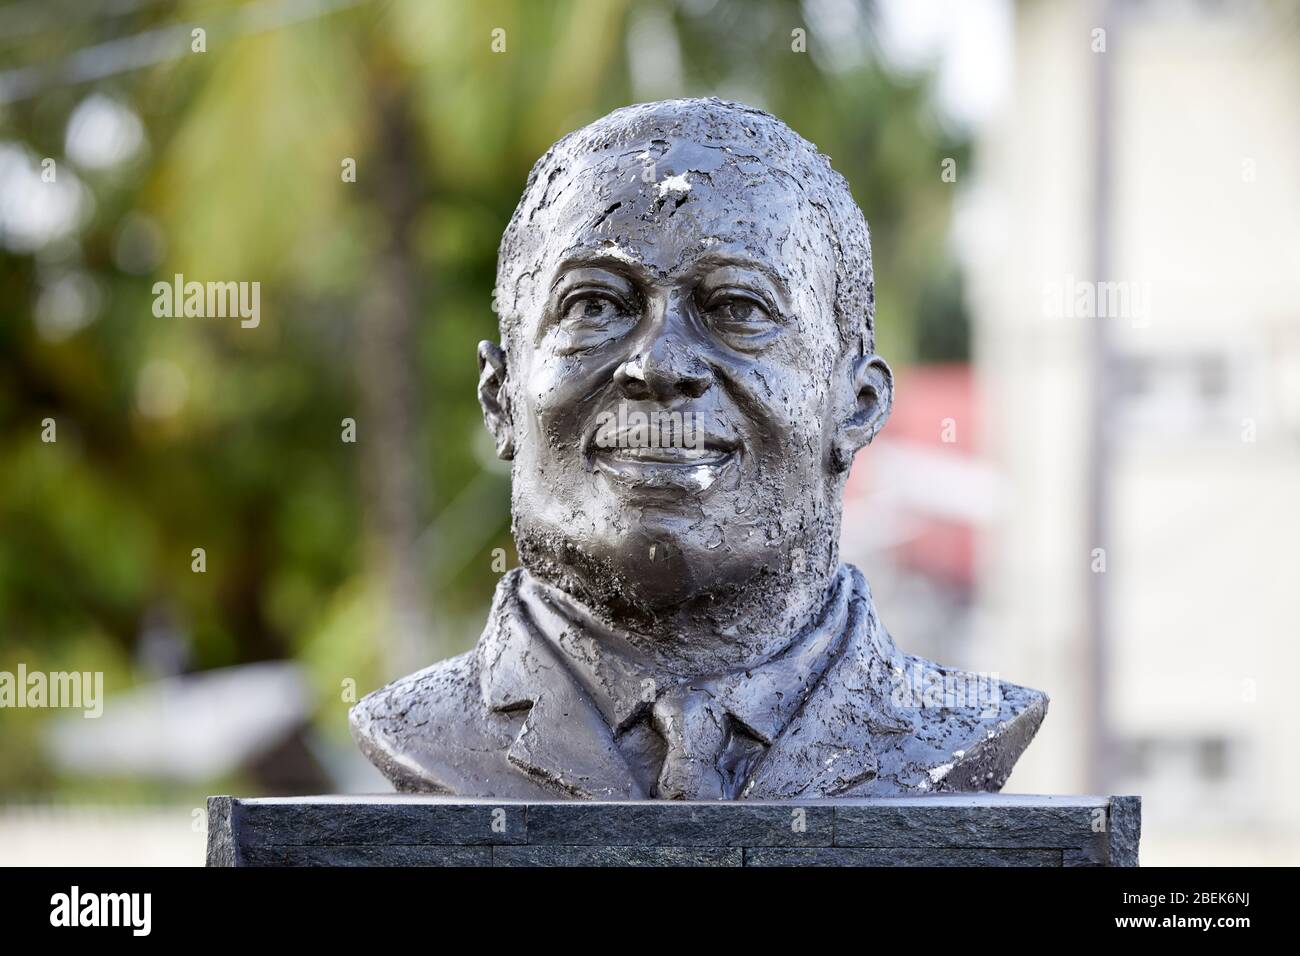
[494,98,875,360]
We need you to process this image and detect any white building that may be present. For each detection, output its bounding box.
[962,0,1300,864]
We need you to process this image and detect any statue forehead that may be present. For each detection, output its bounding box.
[520,118,835,289]
[496,100,871,354]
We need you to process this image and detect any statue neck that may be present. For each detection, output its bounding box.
[528,562,845,678]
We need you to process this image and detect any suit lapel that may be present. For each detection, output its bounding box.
[742,566,908,798]
[478,573,645,799]
[477,567,910,800]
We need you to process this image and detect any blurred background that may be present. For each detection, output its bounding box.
[1,0,1296,865]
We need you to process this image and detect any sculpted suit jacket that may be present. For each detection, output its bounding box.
[350,566,1047,799]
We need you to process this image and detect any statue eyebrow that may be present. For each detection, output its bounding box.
[549,254,650,291]
[547,251,792,307]
[690,253,791,301]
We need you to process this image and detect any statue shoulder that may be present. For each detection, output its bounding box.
[348,571,544,795]
[348,650,509,794]
[878,651,1049,793]
[762,566,1049,796]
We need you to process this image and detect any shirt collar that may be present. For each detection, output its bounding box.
[517,568,853,745]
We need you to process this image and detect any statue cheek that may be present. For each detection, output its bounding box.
[520,388,590,461]
[734,363,831,435]
[524,356,583,419]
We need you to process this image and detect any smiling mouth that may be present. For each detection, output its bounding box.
[589,438,739,493]
[600,445,731,465]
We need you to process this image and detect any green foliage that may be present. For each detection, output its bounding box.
[0,0,968,794]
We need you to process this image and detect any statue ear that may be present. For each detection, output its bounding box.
[477,340,514,460]
[831,353,893,472]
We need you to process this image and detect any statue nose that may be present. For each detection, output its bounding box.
[614,335,713,400]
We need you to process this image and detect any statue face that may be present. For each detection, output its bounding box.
[480,132,890,612]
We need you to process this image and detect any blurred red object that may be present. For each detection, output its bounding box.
[845,364,987,589]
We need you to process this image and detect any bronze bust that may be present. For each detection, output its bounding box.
[351,98,1046,799]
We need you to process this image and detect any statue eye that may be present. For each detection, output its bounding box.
[555,290,635,353]
[703,291,778,349]
[561,293,622,327]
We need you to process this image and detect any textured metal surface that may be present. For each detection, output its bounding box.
[209,794,1140,867]
[352,98,1047,800]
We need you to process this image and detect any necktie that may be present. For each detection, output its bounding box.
[651,686,729,799]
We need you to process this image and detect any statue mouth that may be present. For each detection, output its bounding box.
[588,437,739,494]
[581,405,742,494]
[600,445,730,464]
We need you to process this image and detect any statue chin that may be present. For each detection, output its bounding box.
[595,530,723,610]
[517,519,768,617]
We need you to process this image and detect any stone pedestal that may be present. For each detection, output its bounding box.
[207,793,1139,866]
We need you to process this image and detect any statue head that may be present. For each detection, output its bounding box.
[477,98,891,634]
